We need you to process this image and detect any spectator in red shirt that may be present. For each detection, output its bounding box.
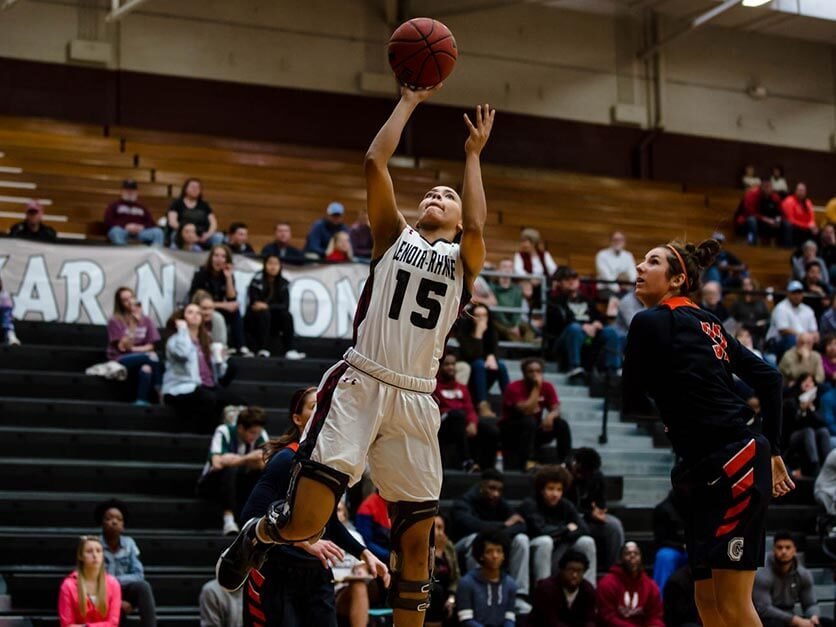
[434,353,501,471]
[501,357,570,471]
[325,231,354,263]
[735,179,782,246]
[782,182,818,247]
[596,542,664,627]
[104,180,164,247]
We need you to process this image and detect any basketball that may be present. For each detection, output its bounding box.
[388,18,457,89]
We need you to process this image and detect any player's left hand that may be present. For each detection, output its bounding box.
[464,103,496,155]
[771,455,796,498]
[361,549,391,588]
[301,540,345,570]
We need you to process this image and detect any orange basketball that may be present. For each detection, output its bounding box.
[388,18,458,89]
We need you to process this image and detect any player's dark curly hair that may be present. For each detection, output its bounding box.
[665,239,721,296]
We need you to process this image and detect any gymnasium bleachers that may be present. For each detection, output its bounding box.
[0,115,796,288]
[0,118,833,624]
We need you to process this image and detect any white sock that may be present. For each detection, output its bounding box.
[223,512,235,524]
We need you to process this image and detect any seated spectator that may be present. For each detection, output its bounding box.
[699,281,729,321]
[166,178,223,248]
[754,531,834,627]
[493,259,536,343]
[472,261,498,308]
[245,254,305,359]
[428,515,461,626]
[189,245,249,355]
[819,223,836,281]
[0,277,20,346]
[199,579,242,627]
[161,304,243,430]
[501,357,569,470]
[742,164,761,189]
[596,542,664,627]
[58,536,121,627]
[434,353,500,471]
[325,230,354,263]
[778,333,824,386]
[821,298,836,337]
[197,407,268,534]
[803,262,832,319]
[782,182,818,247]
[104,179,164,247]
[96,499,157,627]
[171,222,203,252]
[815,449,836,516]
[614,291,644,336]
[736,179,782,245]
[355,490,391,564]
[304,202,348,259]
[792,240,830,284]
[334,499,378,627]
[191,289,227,348]
[106,287,160,406]
[225,222,254,255]
[9,201,57,242]
[456,303,510,418]
[729,277,770,347]
[514,228,557,310]
[519,465,597,586]
[651,491,687,597]
[349,209,373,260]
[565,448,625,573]
[766,281,819,357]
[662,565,699,627]
[545,267,621,379]
[451,469,531,613]
[784,373,832,477]
[703,233,747,289]
[456,530,518,626]
[771,164,789,196]
[822,335,836,386]
[595,231,637,298]
[260,221,305,264]
[529,549,596,627]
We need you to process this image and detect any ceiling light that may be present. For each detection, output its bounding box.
[741,0,772,7]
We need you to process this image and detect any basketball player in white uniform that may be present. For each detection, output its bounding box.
[218,85,495,627]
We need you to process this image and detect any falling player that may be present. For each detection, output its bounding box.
[218,84,495,627]
[623,239,795,627]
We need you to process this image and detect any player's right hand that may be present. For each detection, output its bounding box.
[771,455,795,498]
[401,83,442,104]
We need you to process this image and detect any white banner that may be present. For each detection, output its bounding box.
[0,239,369,338]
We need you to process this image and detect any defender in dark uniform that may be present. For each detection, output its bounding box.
[623,239,795,627]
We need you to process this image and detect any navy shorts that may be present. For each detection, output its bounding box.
[671,434,771,580]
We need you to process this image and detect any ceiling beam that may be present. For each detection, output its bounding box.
[105,0,153,22]
[637,0,740,59]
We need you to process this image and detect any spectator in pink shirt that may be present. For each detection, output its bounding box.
[104,180,164,247]
[106,288,160,405]
[58,536,121,627]
[782,182,818,247]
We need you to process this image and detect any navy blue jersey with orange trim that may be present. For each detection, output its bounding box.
[622,297,782,463]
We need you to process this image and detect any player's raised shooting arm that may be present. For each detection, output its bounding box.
[365,86,438,258]
[460,104,494,292]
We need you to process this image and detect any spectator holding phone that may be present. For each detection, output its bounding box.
[106,287,160,405]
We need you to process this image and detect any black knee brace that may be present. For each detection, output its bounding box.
[261,457,349,543]
[387,500,439,613]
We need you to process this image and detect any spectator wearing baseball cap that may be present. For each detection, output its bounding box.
[104,180,164,247]
[766,280,819,359]
[9,201,57,242]
[304,201,349,259]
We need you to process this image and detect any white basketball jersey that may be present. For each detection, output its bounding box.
[352,227,466,380]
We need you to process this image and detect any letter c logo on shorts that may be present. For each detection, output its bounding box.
[728,537,744,562]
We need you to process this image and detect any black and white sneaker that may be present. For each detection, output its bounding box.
[216,518,270,591]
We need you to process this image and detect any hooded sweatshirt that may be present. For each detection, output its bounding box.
[456,568,517,627]
[753,553,821,623]
[518,496,589,544]
[595,565,664,627]
[58,570,122,627]
[451,484,527,541]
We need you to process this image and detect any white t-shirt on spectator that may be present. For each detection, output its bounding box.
[513,251,557,278]
[595,247,637,291]
[766,298,818,342]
